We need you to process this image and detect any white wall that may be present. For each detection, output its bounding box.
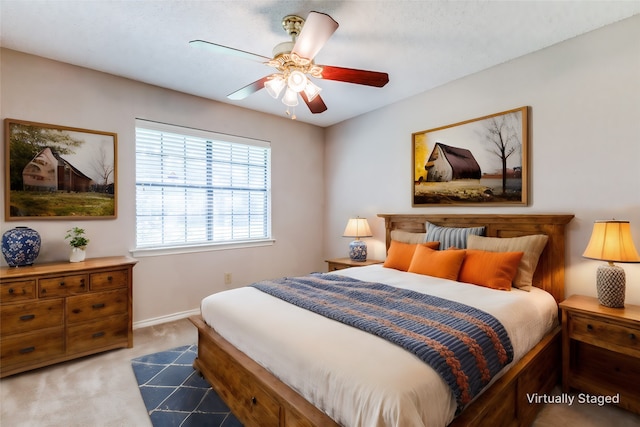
[324,16,640,304]
[1,49,326,325]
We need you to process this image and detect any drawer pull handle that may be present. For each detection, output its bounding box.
[80,279,86,288]
[107,276,113,281]
[19,346,35,354]
[251,396,257,405]
[8,288,14,294]
[41,289,47,294]
[59,282,65,287]
[92,303,106,309]
[19,314,35,321]
[631,333,637,340]
[92,331,105,339]
[586,324,593,331]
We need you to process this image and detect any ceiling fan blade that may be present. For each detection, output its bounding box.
[189,40,270,62]
[319,65,389,87]
[227,76,271,100]
[292,12,338,60]
[300,92,328,114]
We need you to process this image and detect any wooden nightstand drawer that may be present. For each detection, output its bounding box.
[0,280,36,303]
[67,315,129,353]
[0,299,64,335]
[90,269,128,291]
[39,274,88,297]
[560,295,640,415]
[66,288,128,324]
[569,312,640,357]
[1,328,65,369]
[326,258,383,272]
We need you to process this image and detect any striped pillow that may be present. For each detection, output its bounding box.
[425,221,485,250]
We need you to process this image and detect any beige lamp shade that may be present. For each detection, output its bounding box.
[343,217,372,239]
[583,220,640,263]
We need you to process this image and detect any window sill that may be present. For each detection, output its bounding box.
[131,239,275,258]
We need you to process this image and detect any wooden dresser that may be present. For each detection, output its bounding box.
[560,295,640,414]
[0,256,137,377]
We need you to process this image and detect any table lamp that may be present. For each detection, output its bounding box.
[343,217,372,261]
[582,220,640,308]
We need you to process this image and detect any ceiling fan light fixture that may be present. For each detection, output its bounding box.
[264,75,286,99]
[282,87,299,106]
[287,70,307,92]
[303,79,322,101]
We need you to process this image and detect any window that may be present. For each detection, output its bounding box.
[135,120,271,252]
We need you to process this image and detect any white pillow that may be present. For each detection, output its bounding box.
[390,229,427,244]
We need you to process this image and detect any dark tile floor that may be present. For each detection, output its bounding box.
[131,344,242,427]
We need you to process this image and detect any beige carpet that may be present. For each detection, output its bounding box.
[1,318,639,427]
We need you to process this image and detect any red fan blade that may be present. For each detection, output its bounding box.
[227,76,271,100]
[292,12,338,60]
[300,92,328,114]
[319,65,389,87]
[190,40,270,62]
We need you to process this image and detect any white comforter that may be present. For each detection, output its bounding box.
[200,265,558,427]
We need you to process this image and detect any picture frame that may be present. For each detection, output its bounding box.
[412,106,528,206]
[4,119,117,220]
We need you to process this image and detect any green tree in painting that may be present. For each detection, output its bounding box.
[8,123,85,191]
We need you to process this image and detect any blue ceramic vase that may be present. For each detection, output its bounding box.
[1,226,41,267]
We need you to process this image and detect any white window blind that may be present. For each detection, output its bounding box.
[135,120,271,250]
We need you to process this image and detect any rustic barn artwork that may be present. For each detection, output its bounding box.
[426,143,481,182]
[5,119,117,219]
[412,107,528,206]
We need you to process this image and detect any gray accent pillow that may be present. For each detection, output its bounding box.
[425,221,485,249]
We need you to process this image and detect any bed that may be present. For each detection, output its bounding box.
[190,213,574,426]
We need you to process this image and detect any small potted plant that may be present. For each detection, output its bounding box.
[65,227,89,262]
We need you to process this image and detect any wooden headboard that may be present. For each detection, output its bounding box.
[377,214,574,303]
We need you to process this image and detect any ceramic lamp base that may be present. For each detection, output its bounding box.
[349,240,367,262]
[596,263,625,308]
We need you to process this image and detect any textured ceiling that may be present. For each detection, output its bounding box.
[1,1,639,127]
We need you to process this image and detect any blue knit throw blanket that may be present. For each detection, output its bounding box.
[252,273,513,411]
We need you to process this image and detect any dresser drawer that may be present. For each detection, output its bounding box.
[1,328,65,370]
[569,312,640,357]
[66,288,128,324]
[67,315,129,353]
[39,274,88,297]
[0,280,36,303]
[0,299,64,335]
[90,269,128,291]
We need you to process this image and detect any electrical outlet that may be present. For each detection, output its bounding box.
[224,273,232,285]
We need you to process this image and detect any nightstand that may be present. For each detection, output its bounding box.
[325,257,383,272]
[560,295,640,414]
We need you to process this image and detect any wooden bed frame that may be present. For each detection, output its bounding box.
[190,213,574,427]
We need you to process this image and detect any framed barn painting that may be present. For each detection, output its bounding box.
[4,119,117,219]
[412,107,529,206]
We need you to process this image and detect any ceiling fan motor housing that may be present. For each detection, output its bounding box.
[272,41,295,58]
[282,15,304,38]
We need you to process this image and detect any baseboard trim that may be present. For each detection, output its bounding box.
[133,308,201,330]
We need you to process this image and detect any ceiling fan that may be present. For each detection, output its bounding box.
[190,11,389,117]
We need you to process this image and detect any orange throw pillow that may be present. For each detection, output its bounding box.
[384,240,439,271]
[458,250,524,291]
[407,245,465,280]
